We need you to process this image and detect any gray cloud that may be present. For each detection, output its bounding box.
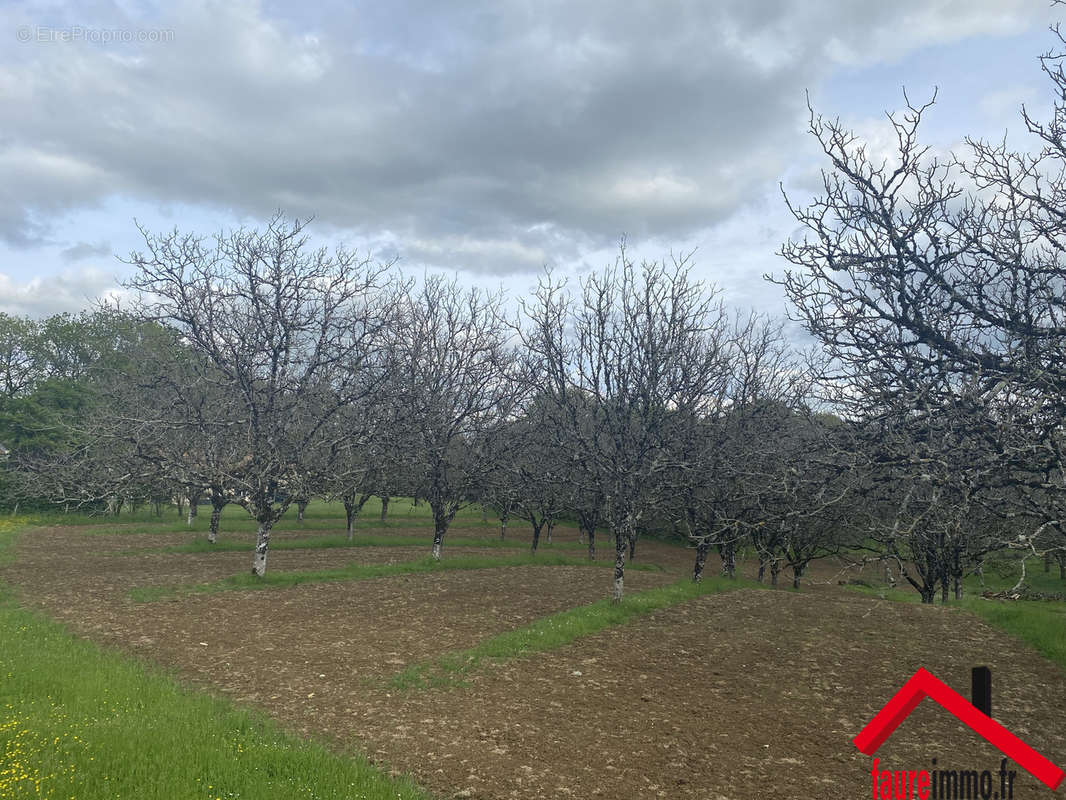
[0,0,1049,276]
[59,239,111,261]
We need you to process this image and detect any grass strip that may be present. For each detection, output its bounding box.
[130,553,657,602]
[389,575,759,690]
[958,596,1066,672]
[147,534,585,554]
[0,520,429,800]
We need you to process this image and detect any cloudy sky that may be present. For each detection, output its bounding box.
[0,0,1058,318]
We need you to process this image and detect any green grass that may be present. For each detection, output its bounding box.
[134,533,586,555]
[0,519,430,800]
[130,553,657,603]
[972,554,1066,597]
[389,575,758,690]
[959,596,1066,670]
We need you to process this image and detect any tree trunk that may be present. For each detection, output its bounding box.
[546,519,554,545]
[578,510,598,560]
[628,531,637,561]
[757,555,767,583]
[770,560,780,588]
[297,499,308,524]
[251,518,275,577]
[919,585,935,604]
[344,494,357,541]
[719,540,736,579]
[693,540,709,582]
[611,528,628,602]
[431,501,451,561]
[176,495,184,518]
[380,495,390,521]
[792,563,805,590]
[499,513,509,540]
[187,491,201,526]
[343,492,373,541]
[1045,550,1052,572]
[530,518,543,555]
[482,505,488,523]
[208,494,225,544]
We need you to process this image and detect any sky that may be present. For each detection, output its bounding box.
[0,0,1060,320]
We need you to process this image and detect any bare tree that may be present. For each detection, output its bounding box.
[392,276,525,560]
[775,51,1066,592]
[523,248,732,601]
[120,215,398,576]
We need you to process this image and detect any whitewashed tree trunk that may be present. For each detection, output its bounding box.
[344,495,357,541]
[431,502,451,561]
[343,492,372,541]
[187,492,200,526]
[252,520,273,576]
[208,494,225,544]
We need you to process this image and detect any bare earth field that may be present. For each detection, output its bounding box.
[3,524,1065,799]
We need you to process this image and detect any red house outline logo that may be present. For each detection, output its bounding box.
[853,668,1064,790]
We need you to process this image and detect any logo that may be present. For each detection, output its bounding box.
[854,667,1063,792]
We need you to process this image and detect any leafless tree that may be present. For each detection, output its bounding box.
[392,275,526,560]
[119,215,398,576]
[522,248,733,601]
[775,42,1066,590]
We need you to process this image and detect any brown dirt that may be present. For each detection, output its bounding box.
[3,525,1065,799]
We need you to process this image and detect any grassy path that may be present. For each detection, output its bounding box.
[130,553,659,602]
[389,575,759,689]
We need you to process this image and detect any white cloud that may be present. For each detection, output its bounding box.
[0,267,128,317]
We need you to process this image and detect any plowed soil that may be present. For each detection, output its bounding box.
[3,523,1064,799]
